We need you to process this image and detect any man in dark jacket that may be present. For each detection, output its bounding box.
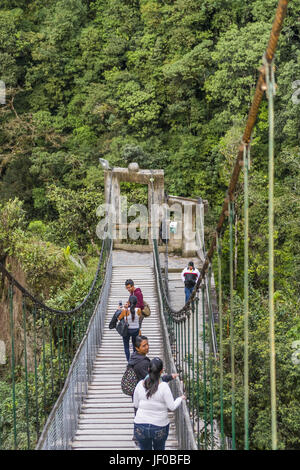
[181,261,200,303]
[128,336,177,382]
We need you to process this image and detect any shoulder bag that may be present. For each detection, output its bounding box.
[142,300,151,317]
[116,314,129,337]
[121,365,139,396]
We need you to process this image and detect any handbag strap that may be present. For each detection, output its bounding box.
[137,308,143,328]
[124,309,129,323]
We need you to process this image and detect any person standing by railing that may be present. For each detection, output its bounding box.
[181,261,200,303]
[133,357,185,450]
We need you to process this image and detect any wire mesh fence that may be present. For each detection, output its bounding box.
[0,238,112,450]
[36,244,112,450]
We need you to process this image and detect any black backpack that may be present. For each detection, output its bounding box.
[121,365,139,396]
[185,272,196,288]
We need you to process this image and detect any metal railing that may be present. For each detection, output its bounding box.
[36,240,112,450]
[153,242,197,450]
[0,237,111,450]
[151,0,290,450]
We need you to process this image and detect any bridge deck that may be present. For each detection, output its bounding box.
[72,261,179,450]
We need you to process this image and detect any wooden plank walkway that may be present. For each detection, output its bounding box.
[72,263,179,450]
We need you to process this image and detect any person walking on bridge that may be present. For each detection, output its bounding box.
[128,336,177,448]
[118,295,143,361]
[133,357,185,450]
[125,279,144,310]
[125,278,148,326]
[181,261,200,303]
[129,336,178,383]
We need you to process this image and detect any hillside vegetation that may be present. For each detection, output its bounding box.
[0,0,299,449]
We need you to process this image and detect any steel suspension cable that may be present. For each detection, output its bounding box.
[196,0,290,282]
[229,200,236,449]
[195,295,200,445]
[22,296,30,449]
[9,284,17,449]
[201,284,208,449]
[216,234,225,449]
[207,266,215,449]
[0,175,113,449]
[149,0,289,451]
[243,144,250,450]
[0,230,108,318]
[265,55,278,450]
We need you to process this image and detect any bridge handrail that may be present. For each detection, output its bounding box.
[151,0,290,320]
[152,241,197,450]
[36,238,113,450]
[0,239,107,315]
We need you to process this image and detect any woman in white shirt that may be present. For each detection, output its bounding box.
[133,357,185,450]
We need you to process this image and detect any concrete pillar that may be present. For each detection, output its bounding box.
[182,201,197,257]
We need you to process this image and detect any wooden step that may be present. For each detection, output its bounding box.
[71,260,179,451]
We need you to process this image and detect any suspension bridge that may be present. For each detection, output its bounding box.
[0,0,293,451]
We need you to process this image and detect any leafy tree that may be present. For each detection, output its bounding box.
[0,0,299,449]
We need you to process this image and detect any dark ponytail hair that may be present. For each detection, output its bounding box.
[144,357,163,399]
[129,295,137,321]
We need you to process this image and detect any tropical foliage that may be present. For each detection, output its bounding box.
[0,0,299,449]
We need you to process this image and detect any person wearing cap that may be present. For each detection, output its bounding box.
[181,261,200,303]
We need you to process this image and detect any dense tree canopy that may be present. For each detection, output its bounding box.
[0,0,299,449]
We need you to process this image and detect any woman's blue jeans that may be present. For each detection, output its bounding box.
[123,328,139,362]
[134,423,169,450]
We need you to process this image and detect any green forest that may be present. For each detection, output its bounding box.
[0,0,299,450]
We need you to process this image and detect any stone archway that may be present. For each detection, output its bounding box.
[103,163,165,247]
[102,162,207,257]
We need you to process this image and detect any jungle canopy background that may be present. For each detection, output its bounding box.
[0,0,299,449]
